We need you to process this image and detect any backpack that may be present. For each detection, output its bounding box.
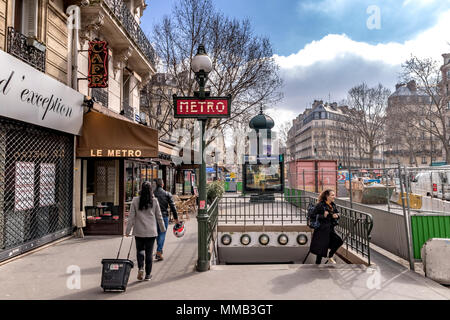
[307,202,320,230]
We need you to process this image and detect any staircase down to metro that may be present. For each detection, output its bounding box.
[210,194,373,266]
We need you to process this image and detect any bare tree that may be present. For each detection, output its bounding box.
[346,83,391,168]
[277,121,292,150]
[401,56,449,163]
[151,0,283,144]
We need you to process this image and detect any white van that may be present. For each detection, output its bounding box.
[410,170,450,200]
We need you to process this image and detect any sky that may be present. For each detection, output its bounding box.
[141,0,450,132]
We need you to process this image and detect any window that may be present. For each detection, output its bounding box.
[13,0,38,37]
[157,104,162,116]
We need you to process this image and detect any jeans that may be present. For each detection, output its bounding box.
[135,237,156,276]
[156,216,169,253]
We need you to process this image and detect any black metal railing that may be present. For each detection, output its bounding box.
[207,197,219,246]
[286,194,373,264]
[7,27,46,73]
[334,204,373,264]
[91,87,109,107]
[219,194,373,264]
[218,195,312,225]
[103,0,156,67]
[122,101,134,120]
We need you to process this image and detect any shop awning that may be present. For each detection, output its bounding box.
[76,111,158,158]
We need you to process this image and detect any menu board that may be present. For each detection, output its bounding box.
[39,163,56,206]
[15,162,35,211]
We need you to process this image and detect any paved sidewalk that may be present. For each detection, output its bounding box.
[0,216,449,300]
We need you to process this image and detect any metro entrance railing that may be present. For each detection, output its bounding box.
[206,194,373,265]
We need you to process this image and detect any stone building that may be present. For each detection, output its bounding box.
[0,0,87,261]
[287,100,384,168]
[385,80,444,167]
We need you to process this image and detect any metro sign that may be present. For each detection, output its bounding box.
[173,95,231,119]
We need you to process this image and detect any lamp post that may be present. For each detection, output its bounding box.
[191,44,213,272]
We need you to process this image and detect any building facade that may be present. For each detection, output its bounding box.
[0,0,85,262]
[385,80,444,167]
[287,100,384,169]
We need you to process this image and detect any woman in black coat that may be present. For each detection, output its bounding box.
[310,189,344,264]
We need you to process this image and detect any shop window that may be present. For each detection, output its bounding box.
[133,163,140,198]
[125,161,133,202]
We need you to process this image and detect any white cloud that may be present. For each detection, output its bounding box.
[275,9,450,68]
[270,8,450,121]
[403,0,436,7]
[299,0,351,14]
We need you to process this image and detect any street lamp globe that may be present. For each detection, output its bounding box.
[191,45,212,73]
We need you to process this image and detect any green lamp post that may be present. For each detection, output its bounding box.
[191,44,213,272]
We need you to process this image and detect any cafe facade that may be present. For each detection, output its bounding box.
[76,110,161,235]
[0,50,84,263]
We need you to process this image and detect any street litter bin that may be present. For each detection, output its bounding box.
[101,237,134,292]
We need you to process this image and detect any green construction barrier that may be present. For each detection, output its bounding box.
[224,181,230,191]
[296,189,302,206]
[237,182,243,192]
[411,215,450,259]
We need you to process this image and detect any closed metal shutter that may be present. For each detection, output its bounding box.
[0,117,74,262]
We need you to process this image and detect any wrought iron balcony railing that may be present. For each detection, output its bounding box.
[103,0,157,67]
[121,100,134,121]
[7,27,46,73]
[91,87,109,107]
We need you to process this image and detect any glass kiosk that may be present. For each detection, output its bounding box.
[242,154,284,202]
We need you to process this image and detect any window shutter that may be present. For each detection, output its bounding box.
[21,0,38,38]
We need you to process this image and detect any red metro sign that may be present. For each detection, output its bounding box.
[173,95,231,119]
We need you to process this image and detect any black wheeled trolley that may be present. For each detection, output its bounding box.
[101,236,134,292]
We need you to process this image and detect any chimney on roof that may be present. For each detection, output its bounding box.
[407,80,417,92]
[443,53,450,65]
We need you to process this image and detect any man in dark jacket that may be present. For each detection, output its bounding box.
[153,178,179,261]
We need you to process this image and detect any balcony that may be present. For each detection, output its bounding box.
[91,87,109,107]
[121,100,134,121]
[7,27,46,73]
[81,0,156,76]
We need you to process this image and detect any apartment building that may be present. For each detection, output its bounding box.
[287,100,384,168]
[385,80,444,167]
[0,0,86,261]
[386,51,450,168]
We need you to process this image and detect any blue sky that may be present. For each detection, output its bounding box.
[141,0,450,127]
[142,0,448,56]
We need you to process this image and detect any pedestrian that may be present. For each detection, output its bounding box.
[153,178,179,261]
[309,189,343,264]
[126,181,166,281]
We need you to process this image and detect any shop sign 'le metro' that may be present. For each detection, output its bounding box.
[173,95,232,119]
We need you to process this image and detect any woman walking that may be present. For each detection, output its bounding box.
[310,189,343,264]
[126,181,166,281]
